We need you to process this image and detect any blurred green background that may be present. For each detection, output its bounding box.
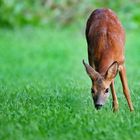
[0,0,140,140]
[0,0,140,29]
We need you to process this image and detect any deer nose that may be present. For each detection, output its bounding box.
[95,104,102,110]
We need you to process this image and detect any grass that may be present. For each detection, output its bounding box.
[0,27,140,140]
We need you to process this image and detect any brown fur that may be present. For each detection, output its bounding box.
[84,8,134,111]
[86,8,125,75]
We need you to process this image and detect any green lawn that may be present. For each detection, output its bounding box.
[0,27,140,140]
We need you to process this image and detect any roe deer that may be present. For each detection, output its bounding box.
[83,8,134,111]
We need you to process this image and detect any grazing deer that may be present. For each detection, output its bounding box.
[83,8,134,111]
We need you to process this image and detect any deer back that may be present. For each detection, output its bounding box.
[86,9,125,75]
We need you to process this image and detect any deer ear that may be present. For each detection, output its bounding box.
[83,60,100,80]
[105,62,118,80]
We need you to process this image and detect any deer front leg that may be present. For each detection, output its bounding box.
[119,65,134,111]
[110,80,118,112]
[88,48,95,68]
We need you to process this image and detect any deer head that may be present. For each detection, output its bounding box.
[83,60,118,110]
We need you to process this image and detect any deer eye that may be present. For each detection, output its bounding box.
[91,88,95,93]
[105,88,109,93]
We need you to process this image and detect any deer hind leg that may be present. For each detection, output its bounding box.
[110,80,118,112]
[119,65,134,111]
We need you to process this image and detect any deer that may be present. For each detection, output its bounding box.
[83,8,134,112]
